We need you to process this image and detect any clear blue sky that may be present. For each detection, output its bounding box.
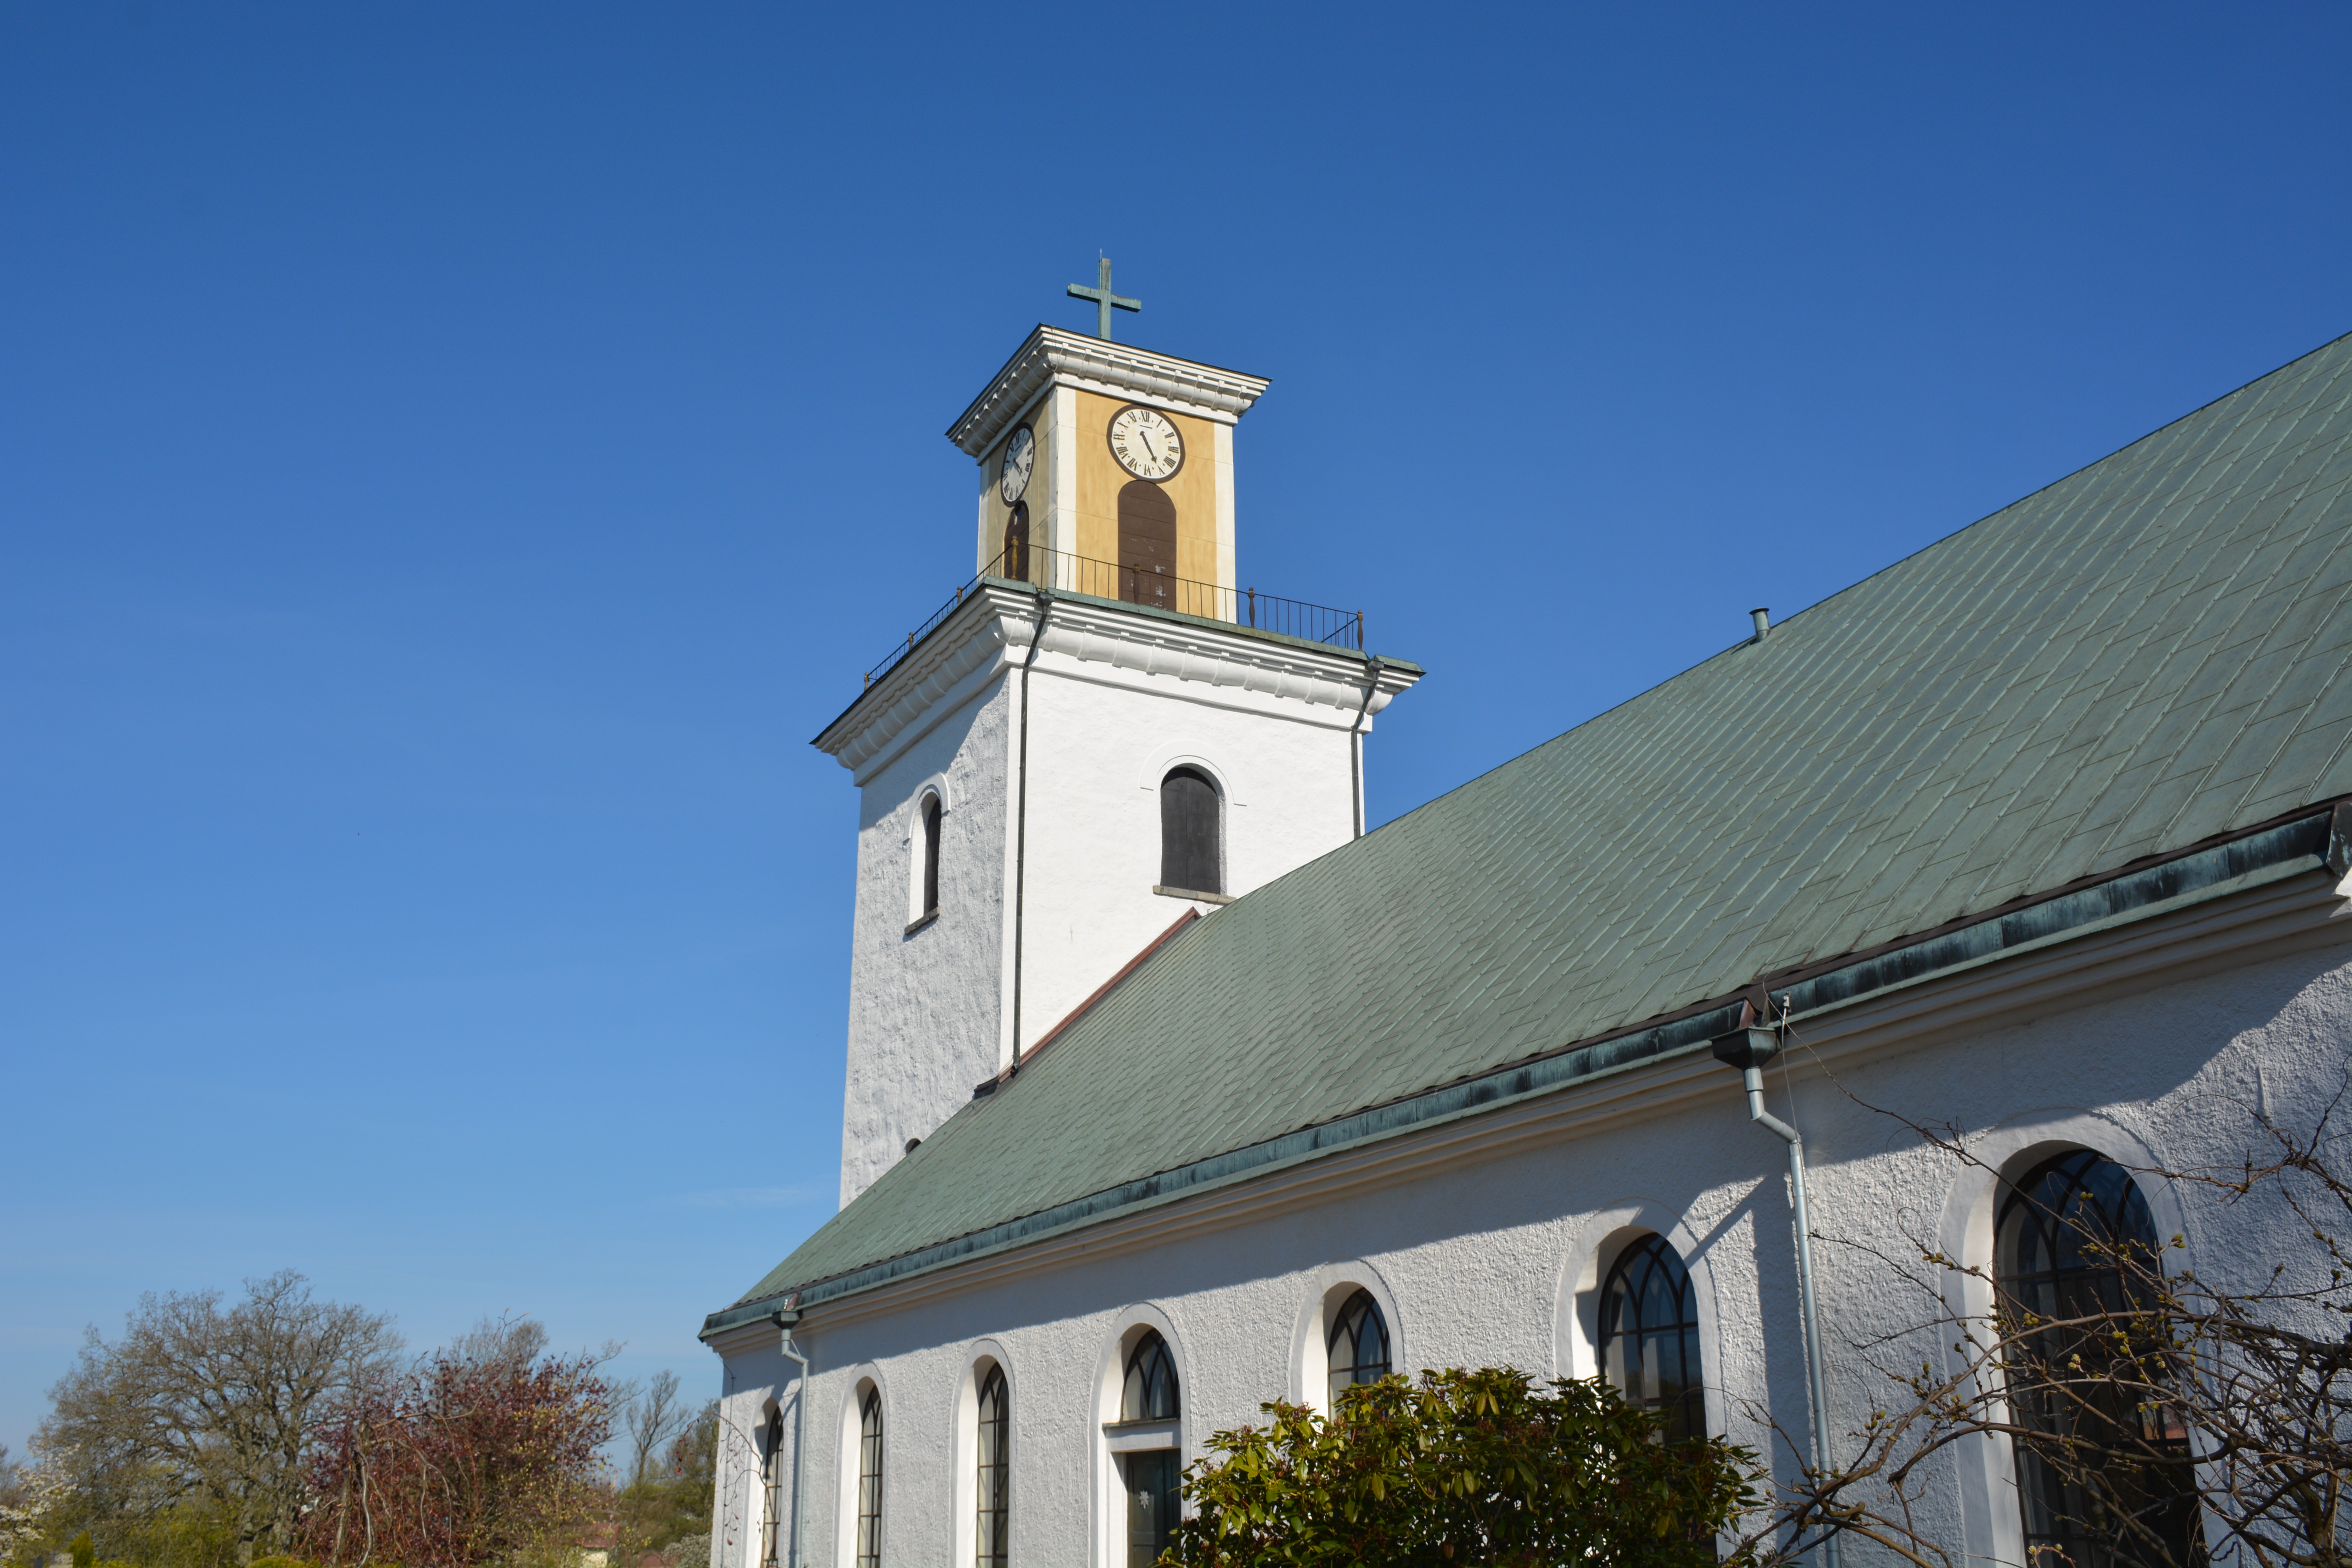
[4,2,2346,1457]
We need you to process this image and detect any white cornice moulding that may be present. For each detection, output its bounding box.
[947,326,1272,459]
[815,584,1418,783]
[704,1320,778,1360]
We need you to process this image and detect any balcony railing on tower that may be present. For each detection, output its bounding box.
[860,546,1364,692]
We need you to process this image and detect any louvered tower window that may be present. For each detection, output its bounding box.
[1001,502,1028,583]
[920,795,942,918]
[1116,481,1176,610]
[1159,769,1221,895]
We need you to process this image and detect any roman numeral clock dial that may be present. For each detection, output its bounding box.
[1108,405,1184,481]
[998,425,1034,504]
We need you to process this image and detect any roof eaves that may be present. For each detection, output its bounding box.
[699,802,2343,1339]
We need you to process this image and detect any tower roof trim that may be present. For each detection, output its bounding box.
[946,325,1271,458]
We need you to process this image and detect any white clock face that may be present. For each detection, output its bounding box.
[1108,405,1184,482]
[998,426,1034,505]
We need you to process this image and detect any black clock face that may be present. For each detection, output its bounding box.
[999,426,1035,505]
[1108,405,1183,481]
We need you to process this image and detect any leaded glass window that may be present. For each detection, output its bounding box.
[1326,1289,1391,1408]
[1121,1331,1179,1423]
[974,1366,1008,1568]
[854,1389,884,1568]
[1599,1234,1705,1440]
[759,1409,784,1568]
[1996,1149,2201,1568]
[1117,1332,1180,1568]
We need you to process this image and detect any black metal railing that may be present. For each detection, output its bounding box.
[860,546,1364,692]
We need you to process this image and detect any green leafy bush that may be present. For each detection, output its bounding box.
[1166,1367,1759,1568]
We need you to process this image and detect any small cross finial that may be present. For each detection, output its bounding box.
[1066,256,1141,341]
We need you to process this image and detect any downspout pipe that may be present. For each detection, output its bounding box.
[770,1311,809,1568]
[1711,1013,1840,1568]
[1009,588,1054,1055]
[1347,655,1384,840]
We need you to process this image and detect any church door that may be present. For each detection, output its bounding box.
[1116,481,1177,611]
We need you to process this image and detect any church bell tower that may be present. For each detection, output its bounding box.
[816,269,1422,1205]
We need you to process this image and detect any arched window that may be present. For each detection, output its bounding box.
[759,1408,784,1568]
[854,1388,884,1568]
[919,795,942,920]
[1001,502,1029,583]
[974,1366,1008,1568]
[1326,1289,1391,1408]
[1599,1234,1704,1440]
[1116,480,1177,611]
[1159,768,1221,896]
[1996,1150,2200,1568]
[1121,1331,1179,1421]
[1118,1332,1180,1568]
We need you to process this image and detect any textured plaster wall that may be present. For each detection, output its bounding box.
[1015,654,1359,1052]
[737,936,2352,1568]
[838,679,1011,1205]
[838,624,1379,1200]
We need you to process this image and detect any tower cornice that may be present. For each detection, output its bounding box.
[946,326,1271,459]
[813,582,1419,785]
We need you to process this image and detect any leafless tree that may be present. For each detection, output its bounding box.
[619,1372,692,1492]
[38,1271,399,1566]
[1731,1051,2352,1568]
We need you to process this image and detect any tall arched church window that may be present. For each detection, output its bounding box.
[974,1366,1008,1568]
[1001,502,1029,583]
[1326,1289,1392,1408]
[1159,769,1221,896]
[1117,1332,1180,1568]
[854,1389,884,1568]
[759,1409,784,1568]
[1116,481,1177,611]
[1599,1234,1705,1440]
[1996,1150,2201,1568]
[920,795,942,919]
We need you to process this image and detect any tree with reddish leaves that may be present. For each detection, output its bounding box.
[300,1321,615,1568]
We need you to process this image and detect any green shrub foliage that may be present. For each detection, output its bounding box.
[1165,1368,1759,1568]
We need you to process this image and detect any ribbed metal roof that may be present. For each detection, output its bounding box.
[720,332,2352,1322]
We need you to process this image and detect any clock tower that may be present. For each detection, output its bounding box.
[955,322,1259,613]
[817,287,1422,1205]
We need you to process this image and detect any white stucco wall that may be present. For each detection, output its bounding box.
[833,592,1415,1204]
[1012,643,1364,1054]
[732,926,2352,1568]
[838,680,1012,1206]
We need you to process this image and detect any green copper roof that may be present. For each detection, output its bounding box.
[714,332,2352,1330]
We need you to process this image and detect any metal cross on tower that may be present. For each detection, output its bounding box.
[1066,257,1141,341]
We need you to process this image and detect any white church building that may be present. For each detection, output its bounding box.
[700,320,2352,1568]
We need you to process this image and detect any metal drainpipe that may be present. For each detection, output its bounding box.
[769,1312,810,1568]
[1712,1013,1839,1568]
[1008,588,1054,1055]
[1347,655,1384,839]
